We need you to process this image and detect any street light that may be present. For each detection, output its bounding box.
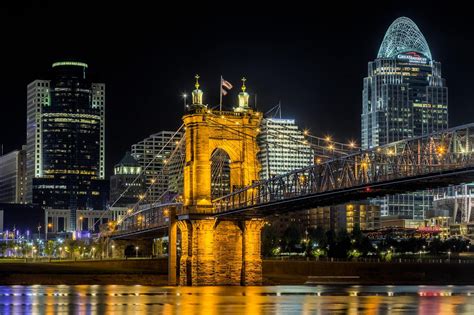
[46,223,52,241]
[135,246,139,258]
[79,216,84,232]
[182,93,188,111]
[448,250,451,261]
[37,224,42,240]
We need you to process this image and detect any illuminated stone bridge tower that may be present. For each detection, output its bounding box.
[169,76,264,286]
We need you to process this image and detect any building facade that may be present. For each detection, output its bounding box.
[26,61,107,230]
[432,184,474,223]
[257,118,313,180]
[109,151,144,207]
[308,203,381,233]
[131,131,182,202]
[0,147,26,204]
[361,17,448,220]
[257,117,314,233]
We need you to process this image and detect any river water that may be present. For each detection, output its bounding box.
[0,285,473,314]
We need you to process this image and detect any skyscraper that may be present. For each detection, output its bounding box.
[361,17,448,219]
[257,117,314,234]
[257,118,314,180]
[26,61,107,230]
[131,131,182,202]
[109,151,145,207]
[0,146,27,204]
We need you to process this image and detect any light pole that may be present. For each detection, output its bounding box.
[37,224,42,240]
[135,246,139,258]
[46,223,52,241]
[79,216,83,232]
[182,93,188,112]
[448,250,451,261]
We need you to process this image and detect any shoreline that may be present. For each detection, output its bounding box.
[2,259,474,286]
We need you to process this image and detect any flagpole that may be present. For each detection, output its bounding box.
[219,75,223,112]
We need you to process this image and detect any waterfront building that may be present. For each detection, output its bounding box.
[0,146,27,204]
[27,61,108,230]
[361,17,448,219]
[131,131,182,202]
[308,203,381,232]
[432,184,474,223]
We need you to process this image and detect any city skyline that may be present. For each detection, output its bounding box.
[1,3,474,178]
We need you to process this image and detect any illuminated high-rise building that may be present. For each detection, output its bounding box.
[257,118,313,180]
[26,61,107,229]
[361,17,448,219]
[109,151,144,207]
[131,131,182,202]
[0,146,27,204]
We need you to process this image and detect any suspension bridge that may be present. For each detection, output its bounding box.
[100,78,474,286]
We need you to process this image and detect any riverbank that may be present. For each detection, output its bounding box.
[2,258,474,285]
[0,258,168,285]
[263,260,474,285]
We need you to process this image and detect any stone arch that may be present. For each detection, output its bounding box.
[210,148,231,200]
[124,244,136,257]
[182,110,261,209]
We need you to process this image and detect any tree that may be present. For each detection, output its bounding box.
[261,224,279,257]
[282,224,302,253]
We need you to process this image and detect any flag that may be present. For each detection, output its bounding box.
[221,77,233,95]
[222,79,233,90]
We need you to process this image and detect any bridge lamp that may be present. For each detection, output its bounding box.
[150,178,156,184]
[303,129,309,136]
[135,246,139,258]
[349,141,356,148]
[182,93,187,109]
[325,136,332,142]
[328,144,334,151]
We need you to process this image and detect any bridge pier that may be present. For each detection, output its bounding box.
[172,218,264,286]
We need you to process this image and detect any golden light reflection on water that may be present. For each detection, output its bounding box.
[0,285,474,314]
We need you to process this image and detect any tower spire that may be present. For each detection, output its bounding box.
[235,77,250,112]
[192,74,204,106]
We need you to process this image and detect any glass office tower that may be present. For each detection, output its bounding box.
[29,61,107,230]
[361,17,448,219]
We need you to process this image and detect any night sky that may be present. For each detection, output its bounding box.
[1,2,474,176]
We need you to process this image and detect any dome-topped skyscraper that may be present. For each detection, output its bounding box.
[377,17,432,60]
[361,17,448,220]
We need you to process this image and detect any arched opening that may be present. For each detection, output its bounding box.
[210,148,231,200]
[124,245,135,257]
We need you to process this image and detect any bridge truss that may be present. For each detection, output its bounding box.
[213,123,474,216]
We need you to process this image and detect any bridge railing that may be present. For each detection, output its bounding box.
[213,123,474,213]
[110,203,182,236]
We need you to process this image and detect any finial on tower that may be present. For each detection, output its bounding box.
[192,74,204,106]
[241,77,247,92]
[235,76,249,112]
[195,74,200,89]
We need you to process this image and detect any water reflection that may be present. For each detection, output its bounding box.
[0,285,473,314]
